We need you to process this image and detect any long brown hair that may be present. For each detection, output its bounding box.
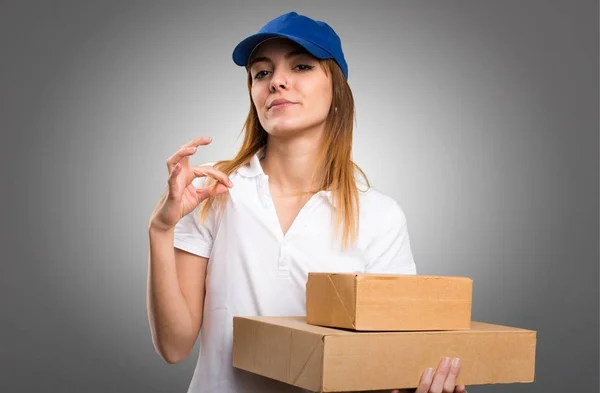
[198,58,370,250]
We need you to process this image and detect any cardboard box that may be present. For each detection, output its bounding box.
[306,273,473,331]
[232,316,537,392]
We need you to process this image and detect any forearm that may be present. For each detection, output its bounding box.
[146,227,195,363]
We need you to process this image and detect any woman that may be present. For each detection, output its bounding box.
[147,11,467,393]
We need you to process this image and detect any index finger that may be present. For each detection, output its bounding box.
[180,136,213,149]
[442,358,461,392]
[429,357,452,393]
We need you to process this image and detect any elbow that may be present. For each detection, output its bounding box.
[152,337,192,365]
[162,352,186,365]
[157,345,191,365]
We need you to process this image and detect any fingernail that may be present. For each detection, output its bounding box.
[424,368,434,379]
[452,357,460,367]
[442,357,451,367]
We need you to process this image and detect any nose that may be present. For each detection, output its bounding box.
[269,67,289,92]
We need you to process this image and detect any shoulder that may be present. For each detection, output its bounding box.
[358,186,407,220]
[357,186,409,239]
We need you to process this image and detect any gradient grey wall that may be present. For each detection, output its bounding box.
[1,1,598,392]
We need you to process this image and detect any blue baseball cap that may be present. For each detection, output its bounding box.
[232,11,348,80]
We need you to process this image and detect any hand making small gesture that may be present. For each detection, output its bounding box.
[149,136,233,232]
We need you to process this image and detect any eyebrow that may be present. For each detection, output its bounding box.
[248,50,309,69]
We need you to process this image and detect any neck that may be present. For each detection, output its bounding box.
[260,128,324,196]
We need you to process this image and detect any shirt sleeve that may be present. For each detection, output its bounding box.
[173,176,219,258]
[363,201,417,275]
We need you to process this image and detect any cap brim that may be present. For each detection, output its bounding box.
[232,33,332,67]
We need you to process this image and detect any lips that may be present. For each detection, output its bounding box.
[268,98,295,110]
[269,102,295,111]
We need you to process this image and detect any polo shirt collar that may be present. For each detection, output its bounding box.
[237,146,337,208]
[237,146,266,178]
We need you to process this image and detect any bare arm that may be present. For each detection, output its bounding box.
[146,136,231,364]
[147,226,208,364]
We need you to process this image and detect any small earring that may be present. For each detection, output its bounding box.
[334,106,338,112]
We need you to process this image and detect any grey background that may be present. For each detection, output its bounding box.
[1,0,597,392]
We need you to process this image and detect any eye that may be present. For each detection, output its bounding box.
[295,64,314,71]
[253,70,270,80]
[253,64,314,80]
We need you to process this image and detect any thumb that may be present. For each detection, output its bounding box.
[212,183,229,195]
[197,183,229,201]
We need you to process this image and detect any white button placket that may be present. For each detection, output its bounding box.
[278,239,291,277]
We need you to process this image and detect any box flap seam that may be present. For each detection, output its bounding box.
[328,274,356,329]
[291,340,321,385]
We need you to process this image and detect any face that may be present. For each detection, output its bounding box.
[248,38,333,137]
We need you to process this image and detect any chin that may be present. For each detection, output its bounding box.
[264,120,308,136]
[263,116,328,137]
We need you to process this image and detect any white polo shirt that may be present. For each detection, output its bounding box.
[173,147,417,393]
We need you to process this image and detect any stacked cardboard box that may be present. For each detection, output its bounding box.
[233,273,537,392]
